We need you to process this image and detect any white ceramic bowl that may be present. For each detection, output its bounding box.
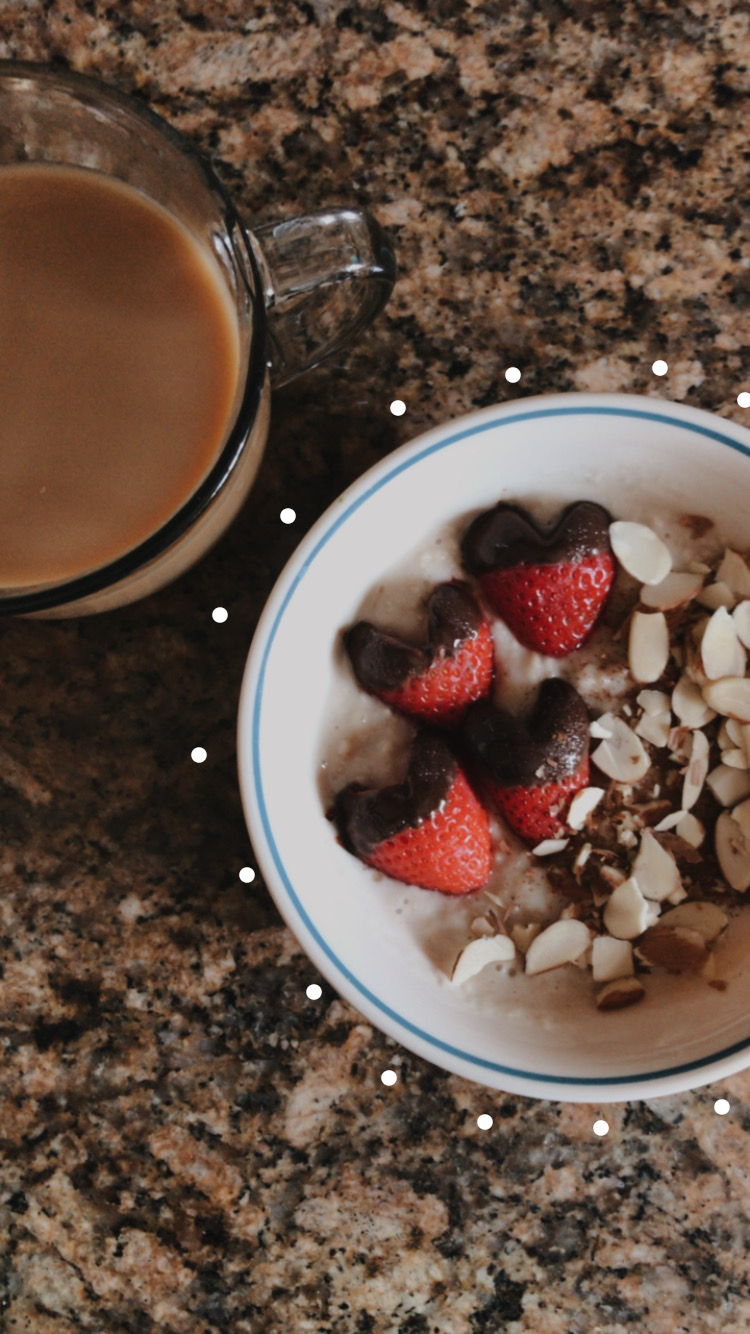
[237,391,750,1103]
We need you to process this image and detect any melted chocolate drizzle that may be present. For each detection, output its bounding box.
[461,500,612,576]
[461,678,589,788]
[345,580,484,694]
[335,731,458,856]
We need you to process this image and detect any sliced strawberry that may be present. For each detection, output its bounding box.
[461,679,590,845]
[461,500,615,657]
[345,580,494,727]
[334,731,493,894]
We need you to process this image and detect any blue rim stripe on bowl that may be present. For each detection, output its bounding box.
[251,404,750,1088]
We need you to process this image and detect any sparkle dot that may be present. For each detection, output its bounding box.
[239,866,255,884]
[477,1113,493,1130]
[593,1119,609,1136]
[280,507,296,524]
[306,983,322,1000]
[652,359,668,376]
[737,392,750,408]
[212,606,228,623]
[381,1069,398,1086]
[714,1098,731,1116]
[191,747,207,764]
[505,366,522,383]
[390,399,406,416]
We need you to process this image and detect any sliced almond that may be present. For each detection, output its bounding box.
[640,570,703,610]
[632,828,682,902]
[629,611,669,684]
[729,719,746,746]
[733,600,750,649]
[675,812,705,848]
[599,864,627,891]
[717,548,750,598]
[532,838,570,856]
[591,714,650,783]
[636,925,708,973]
[697,581,736,612]
[524,919,591,976]
[707,764,750,806]
[596,976,646,1010]
[573,842,592,873]
[653,809,686,832]
[658,901,728,942]
[723,747,749,771]
[715,810,750,891]
[666,882,689,906]
[682,729,710,811]
[566,787,605,831]
[603,876,660,939]
[471,915,499,937]
[637,689,671,716]
[740,723,750,760]
[718,719,734,750]
[700,606,747,680]
[589,718,614,739]
[511,921,541,955]
[672,675,715,728]
[609,521,672,584]
[559,902,582,921]
[702,677,750,722]
[451,933,516,985]
[732,797,750,840]
[591,935,634,982]
[635,710,672,748]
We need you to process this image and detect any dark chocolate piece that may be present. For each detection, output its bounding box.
[461,500,612,576]
[345,580,484,694]
[335,731,458,857]
[461,678,589,788]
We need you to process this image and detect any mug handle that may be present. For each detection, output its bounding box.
[248,208,396,387]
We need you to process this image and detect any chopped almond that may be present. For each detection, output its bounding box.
[596,976,646,1010]
[636,925,708,973]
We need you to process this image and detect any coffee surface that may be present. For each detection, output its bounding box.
[0,164,240,587]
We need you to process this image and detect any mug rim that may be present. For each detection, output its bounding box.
[0,59,268,614]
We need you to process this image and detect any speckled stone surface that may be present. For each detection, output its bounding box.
[3,2,750,1331]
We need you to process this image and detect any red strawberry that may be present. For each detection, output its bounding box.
[334,731,493,894]
[461,679,590,845]
[344,580,494,727]
[461,500,615,657]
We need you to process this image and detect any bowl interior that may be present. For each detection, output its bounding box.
[239,395,750,1100]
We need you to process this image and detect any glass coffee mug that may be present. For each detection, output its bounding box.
[0,61,395,617]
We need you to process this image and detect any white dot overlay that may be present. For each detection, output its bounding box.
[593,1119,609,1137]
[477,1113,493,1130]
[306,983,322,1000]
[738,392,750,408]
[714,1098,731,1116]
[381,1069,398,1086]
[505,366,522,383]
[239,867,255,884]
[280,507,296,524]
[212,606,228,623]
[191,747,207,764]
[390,399,406,416]
[652,359,668,376]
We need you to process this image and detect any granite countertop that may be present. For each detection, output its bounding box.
[3,2,750,1331]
